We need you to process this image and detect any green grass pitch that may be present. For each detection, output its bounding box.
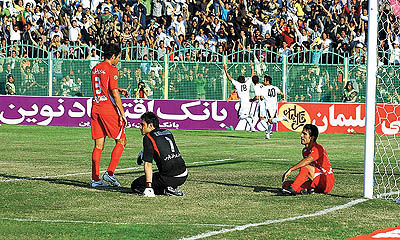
[0,125,399,240]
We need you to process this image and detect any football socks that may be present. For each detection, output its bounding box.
[92,147,103,181]
[107,142,125,176]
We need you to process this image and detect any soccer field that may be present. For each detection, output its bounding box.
[0,125,398,240]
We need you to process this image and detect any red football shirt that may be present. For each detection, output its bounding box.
[91,61,119,112]
[302,142,333,175]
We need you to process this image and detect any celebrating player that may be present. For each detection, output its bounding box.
[250,62,263,125]
[132,112,188,197]
[259,75,288,139]
[224,64,256,132]
[281,124,335,195]
[90,43,129,188]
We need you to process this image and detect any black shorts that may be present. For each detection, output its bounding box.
[131,172,187,195]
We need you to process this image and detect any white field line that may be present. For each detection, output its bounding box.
[0,158,234,183]
[180,198,369,240]
[0,217,236,227]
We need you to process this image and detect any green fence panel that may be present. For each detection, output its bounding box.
[0,57,49,96]
[167,61,224,100]
[286,63,347,102]
[4,44,400,103]
[119,60,164,99]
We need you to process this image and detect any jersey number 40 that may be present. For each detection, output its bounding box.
[268,88,276,97]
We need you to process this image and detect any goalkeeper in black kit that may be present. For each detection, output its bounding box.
[132,111,188,197]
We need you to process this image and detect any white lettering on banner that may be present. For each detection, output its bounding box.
[86,98,92,118]
[159,122,180,129]
[68,102,86,118]
[0,100,66,126]
[79,121,91,127]
[0,98,228,128]
[0,104,40,124]
[372,229,400,238]
[329,105,365,127]
[156,101,228,122]
[211,101,228,121]
[312,112,328,133]
[37,101,65,126]
[125,102,147,118]
[18,104,39,117]
[381,121,400,135]
[124,100,154,119]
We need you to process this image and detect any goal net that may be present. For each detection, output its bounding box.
[370,0,400,200]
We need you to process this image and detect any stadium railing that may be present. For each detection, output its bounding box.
[1,43,396,103]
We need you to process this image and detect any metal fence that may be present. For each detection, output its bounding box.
[1,43,397,103]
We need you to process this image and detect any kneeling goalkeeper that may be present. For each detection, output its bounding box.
[282,124,335,195]
[132,111,188,197]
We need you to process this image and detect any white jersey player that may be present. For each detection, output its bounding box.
[252,75,263,121]
[259,75,288,139]
[224,64,256,132]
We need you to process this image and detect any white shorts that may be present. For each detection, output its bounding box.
[259,101,267,118]
[238,101,251,119]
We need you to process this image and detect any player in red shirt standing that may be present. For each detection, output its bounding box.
[90,43,129,187]
[281,124,334,195]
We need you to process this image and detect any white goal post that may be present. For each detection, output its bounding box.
[364,0,378,199]
[365,0,400,201]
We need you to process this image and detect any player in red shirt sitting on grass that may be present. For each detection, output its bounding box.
[282,124,335,195]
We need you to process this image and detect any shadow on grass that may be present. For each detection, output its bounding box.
[0,173,133,193]
[333,168,364,175]
[192,179,282,194]
[192,179,354,198]
[115,160,245,177]
[0,161,245,195]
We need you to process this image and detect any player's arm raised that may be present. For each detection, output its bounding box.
[118,88,129,97]
[250,61,255,77]
[111,88,127,128]
[282,156,314,182]
[223,64,233,82]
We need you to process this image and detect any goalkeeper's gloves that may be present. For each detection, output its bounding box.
[143,187,155,197]
[137,151,143,165]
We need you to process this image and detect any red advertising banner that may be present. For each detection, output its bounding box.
[278,102,400,135]
[376,104,400,135]
[278,102,366,134]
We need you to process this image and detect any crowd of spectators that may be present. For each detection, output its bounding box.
[0,0,394,63]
